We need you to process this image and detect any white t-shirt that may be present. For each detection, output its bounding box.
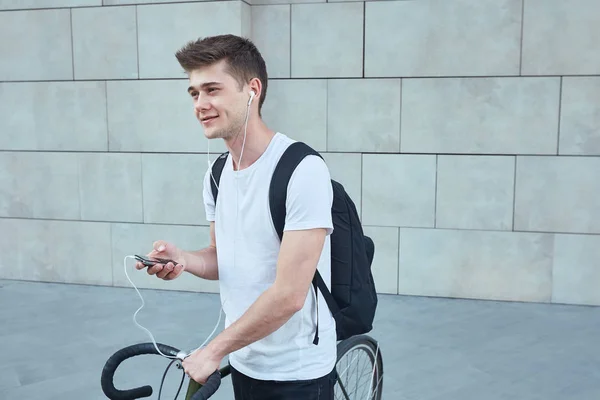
[202,132,337,381]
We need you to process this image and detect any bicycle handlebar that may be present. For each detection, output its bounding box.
[100,342,222,400]
[189,370,221,400]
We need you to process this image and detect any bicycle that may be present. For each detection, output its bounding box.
[100,333,383,400]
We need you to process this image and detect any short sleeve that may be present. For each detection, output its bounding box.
[202,166,216,222]
[284,155,333,235]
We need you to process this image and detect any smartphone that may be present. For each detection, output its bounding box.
[134,254,178,267]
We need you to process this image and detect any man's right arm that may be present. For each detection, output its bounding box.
[147,168,220,281]
[182,221,219,280]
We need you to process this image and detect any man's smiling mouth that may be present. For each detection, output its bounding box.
[201,116,218,123]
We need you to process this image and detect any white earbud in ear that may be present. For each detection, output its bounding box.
[248,90,255,106]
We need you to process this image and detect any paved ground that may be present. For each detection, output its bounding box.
[1,279,599,400]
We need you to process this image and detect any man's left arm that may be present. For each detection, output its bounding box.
[206,227,327,355]
[182,155,333,383]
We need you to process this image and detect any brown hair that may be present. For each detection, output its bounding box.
[175,34,268,113]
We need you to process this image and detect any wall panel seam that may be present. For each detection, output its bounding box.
[519,0,525,75]
[70,8,75,80]
[556,77,563,155]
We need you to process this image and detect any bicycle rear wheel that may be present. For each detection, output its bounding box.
[335,335,383,400]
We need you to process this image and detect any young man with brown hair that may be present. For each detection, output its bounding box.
[135,34,338,399]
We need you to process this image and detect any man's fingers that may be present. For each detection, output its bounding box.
[146,250,160,259]
[163,270,176,280]
[152,240,168,253]
[156,262,174,279]
[164,264,183,280]
[140,258,183,280]
[146,263,164,275]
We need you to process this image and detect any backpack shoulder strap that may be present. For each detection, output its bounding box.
[269,142,327,346]
[269,142,322,241]
[210,152,229,203]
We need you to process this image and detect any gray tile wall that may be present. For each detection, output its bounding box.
[1,0,599,306]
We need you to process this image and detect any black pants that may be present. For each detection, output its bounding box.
[230,365,337,400]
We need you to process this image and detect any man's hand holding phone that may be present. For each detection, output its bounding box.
[135,241,186,281]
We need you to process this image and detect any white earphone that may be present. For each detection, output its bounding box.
[248,90,255,106]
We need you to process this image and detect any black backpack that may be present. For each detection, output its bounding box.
[210,141,378,343]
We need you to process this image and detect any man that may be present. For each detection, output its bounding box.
[135,34,338,399]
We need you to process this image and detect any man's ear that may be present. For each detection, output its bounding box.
[248,77,262,101]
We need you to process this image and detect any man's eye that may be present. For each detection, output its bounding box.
[207,88,217,93]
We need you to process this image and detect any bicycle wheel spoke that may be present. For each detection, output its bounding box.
[335,338,382,400]
[338,350,362,381]
[361,343,381,400]
[368,374,384,400]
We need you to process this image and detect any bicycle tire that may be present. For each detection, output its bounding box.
[335,335,384,400]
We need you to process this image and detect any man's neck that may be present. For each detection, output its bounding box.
[225,119,275,171]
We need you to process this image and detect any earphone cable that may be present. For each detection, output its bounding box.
[237,97,252,171]
[122,255,223,360]
[232,93,252,284]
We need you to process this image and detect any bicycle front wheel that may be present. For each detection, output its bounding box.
[335,335,383,400]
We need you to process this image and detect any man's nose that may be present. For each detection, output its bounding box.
[194,95,209,113]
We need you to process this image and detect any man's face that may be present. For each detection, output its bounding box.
[187,60,248,140]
